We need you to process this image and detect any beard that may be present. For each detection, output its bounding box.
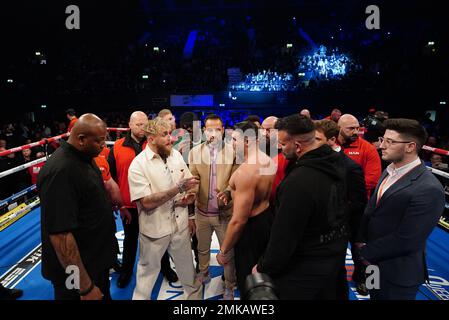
[283,150,297,161]
[342,132,358,144]
[157,143,172,159]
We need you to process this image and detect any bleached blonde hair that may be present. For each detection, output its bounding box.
[143,117,171,136]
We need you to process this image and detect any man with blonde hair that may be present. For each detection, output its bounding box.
[108,111,177,288]
[128,117,202,300]
[158,109,176,131]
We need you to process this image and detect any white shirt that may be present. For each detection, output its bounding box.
[377,157,422,201]
[128,145,193,238]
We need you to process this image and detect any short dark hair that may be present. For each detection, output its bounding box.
[314,120,339,140]
[179,112,199,130]
[234,121,259,139]
[65,108,76,116]
[245,115,261,124]
[204,114,223,126]
[384,118,428,151]
[275,114,315,136]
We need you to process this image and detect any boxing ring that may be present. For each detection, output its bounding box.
[1,131,449,300]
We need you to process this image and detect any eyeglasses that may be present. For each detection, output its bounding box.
[378,137,413,147]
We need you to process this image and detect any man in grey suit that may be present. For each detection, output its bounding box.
[356,118,445,300]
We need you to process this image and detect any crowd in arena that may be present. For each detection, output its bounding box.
[0,107,446,201]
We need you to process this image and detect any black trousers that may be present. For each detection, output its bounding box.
[191,234,199,267]
[235,209,272,298]
[370,278,419,300]
[274,256,344,300]
[52,269,111,300]
[121,208,139,274]
[350,241,367,284]
[336,264,350,300]
[122,208,172,274]
[335,242,367,300]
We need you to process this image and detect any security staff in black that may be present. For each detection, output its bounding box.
[256,114,349,299]
[39,114,117,300]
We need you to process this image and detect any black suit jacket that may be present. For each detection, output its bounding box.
[358,162,445,286]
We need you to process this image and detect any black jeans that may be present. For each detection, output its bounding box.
[52,269,111,300]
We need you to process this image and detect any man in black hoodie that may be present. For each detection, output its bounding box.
[254,114,349,299]
[315,119,368,298]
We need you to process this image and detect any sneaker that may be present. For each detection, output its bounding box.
[196,272,211,285]
[0,288,23,300]
[355,282,369,296]
[223,287,234,300]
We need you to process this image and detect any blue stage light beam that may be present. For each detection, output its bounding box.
[298,27,318,51]
[183,30,198,60]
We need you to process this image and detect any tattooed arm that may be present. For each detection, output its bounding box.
[49,232,103,300]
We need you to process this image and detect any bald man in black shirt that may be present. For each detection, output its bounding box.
[38,114,117,300]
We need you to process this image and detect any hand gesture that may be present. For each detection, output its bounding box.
[178,172,199,193]
[216,250,232,266]
[120,207,132,225]
[175,193,196,207]
[216,189,231,206]
[188,219,196,237]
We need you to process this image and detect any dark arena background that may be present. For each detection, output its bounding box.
[1,0,449,308]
